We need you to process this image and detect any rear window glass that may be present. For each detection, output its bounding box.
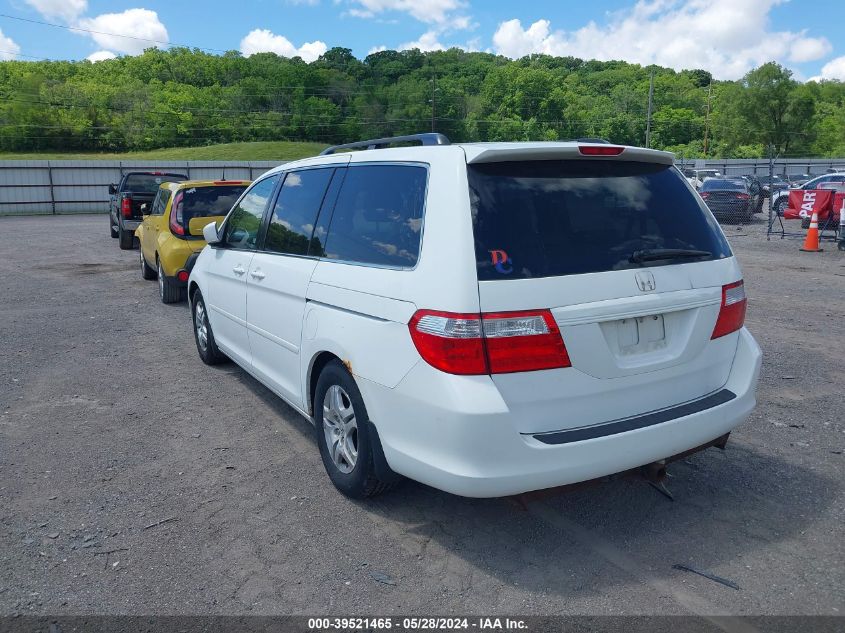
[469,160,731,281]
[701,179,745,191]
[124,173,186,193]
[173,185,248,229]
[322,164,427,268]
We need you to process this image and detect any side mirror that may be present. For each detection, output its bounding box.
[140,203,149,215]
[202,221,221,245]
[108,184,118,195]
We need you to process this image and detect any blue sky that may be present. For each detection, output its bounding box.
[2,0,845,80]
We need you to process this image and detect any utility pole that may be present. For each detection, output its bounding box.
[430,72,437,133]
[645,70,655,148]
[702,79,713,158]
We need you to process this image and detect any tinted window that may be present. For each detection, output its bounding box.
[172,185,247,231]
[264,169,333,256]
[124,173,185,193]
[223,176,278,250]
[322,165,427,267]
[152,188,171,215]
[701,179,745,191]
[469,160,732,281]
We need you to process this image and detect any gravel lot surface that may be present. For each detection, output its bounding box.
[0,214,842,618]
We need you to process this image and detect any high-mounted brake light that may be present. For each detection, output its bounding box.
[578,145,625,156]
[214,180,245,185]
[409,309,571,375]
[120,194,132,219]
[169,191,186,236]
[711,280,747,339]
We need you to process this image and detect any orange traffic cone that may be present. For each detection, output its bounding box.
[800,209,823,252]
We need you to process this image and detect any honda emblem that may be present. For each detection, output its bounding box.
[635,271,656,292]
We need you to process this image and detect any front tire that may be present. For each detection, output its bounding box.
[118,223,133,250]
[140,248,155,280]
[191,291,226,365]
[110,215,118,238]
[157,259,184,304]
[314,360,399,499]
[774,197,788,217]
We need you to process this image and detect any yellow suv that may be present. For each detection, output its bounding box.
[136,180,250,303]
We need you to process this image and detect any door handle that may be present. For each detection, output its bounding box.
[232,265,246,276]
[249,269,265,280]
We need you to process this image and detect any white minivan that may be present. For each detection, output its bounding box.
[188,134,762,499]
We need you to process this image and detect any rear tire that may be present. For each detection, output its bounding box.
[118,223,133,250]
[157,259,184,304]
[140,248,156,280]
[314,360,399,499]
[191,290,226,365]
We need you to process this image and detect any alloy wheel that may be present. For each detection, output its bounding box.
[322,385,358,473]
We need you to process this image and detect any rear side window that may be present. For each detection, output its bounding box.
[151,188,171,215]
[264,169,333,256]
[124,173,186,193]
[322,164,427,268]
[469,160,731,281]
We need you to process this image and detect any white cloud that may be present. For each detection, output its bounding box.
[347,0,467,26]
[492,0,833,80]
[240,29,327,62]
[810,56,845,82]
[77,9,168,55]
[25,0,87,23]
[87,50,117,62]
[368,44,388,55]
[400,31,445,52]
[0,28,20,60]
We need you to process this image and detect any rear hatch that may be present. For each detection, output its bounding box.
[172,183,248,248]
[466,148,739,434]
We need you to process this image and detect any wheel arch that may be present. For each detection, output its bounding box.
[307,350,343,418]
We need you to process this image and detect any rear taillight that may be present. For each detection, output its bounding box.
[735,193,750,200]
[409,309,571,375]
[169,192,185,236]
[121,195,132,218]
[578,145,624,156]
[700,192,710,200]
[711,280,747,339]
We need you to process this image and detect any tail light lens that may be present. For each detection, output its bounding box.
[169,192,185,236]
[409,309,571,375]
[120,195,132,218]
[700,192,710,200]
[735,193,750,200]
[711,281,747,339]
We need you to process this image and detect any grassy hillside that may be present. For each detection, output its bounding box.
[0,141,327,161]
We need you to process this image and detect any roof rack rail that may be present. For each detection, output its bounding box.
[320,133,451,156]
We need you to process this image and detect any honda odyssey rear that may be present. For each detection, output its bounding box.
[188,134,761,499]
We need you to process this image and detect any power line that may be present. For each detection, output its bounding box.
[0,13,231,54]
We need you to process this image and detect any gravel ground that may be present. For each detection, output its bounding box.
[0,214,842,617]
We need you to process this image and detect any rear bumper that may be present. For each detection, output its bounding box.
[122,219,141,231]
[360,328,761,498]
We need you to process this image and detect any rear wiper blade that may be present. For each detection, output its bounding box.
[629,248,712,264]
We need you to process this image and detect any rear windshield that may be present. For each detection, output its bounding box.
[174,185,248,228]
[469,160,731,280]
[124,173,186,193]
[701,179,745,191]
